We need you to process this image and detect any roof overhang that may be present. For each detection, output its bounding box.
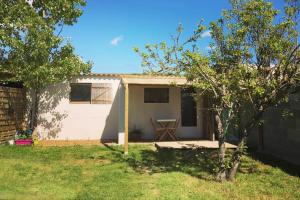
[120,74,188,86]
[85,73,189,86]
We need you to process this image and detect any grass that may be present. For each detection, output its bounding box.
[0,144,299,200]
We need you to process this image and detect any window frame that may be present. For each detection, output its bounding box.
[69,83,92,104]
[144,88,169,103]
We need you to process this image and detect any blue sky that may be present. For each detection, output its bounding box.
[61,0,286,73]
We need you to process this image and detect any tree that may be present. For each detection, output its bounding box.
[212,0,300,181]
[134,0,299,181]
[0,0,92,129]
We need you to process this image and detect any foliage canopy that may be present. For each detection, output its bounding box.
[0,0,92,89]
[135,0,299,181]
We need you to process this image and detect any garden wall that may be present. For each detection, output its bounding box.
[0,85,26,144]
[248,91,300,165]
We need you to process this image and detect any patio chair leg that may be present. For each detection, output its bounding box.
[169,133,176,141]
[155,133,161,141]
[164,129,176,141]
[159,132,168,141]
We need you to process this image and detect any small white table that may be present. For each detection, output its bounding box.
[156,119,177,123]
[156,119,178,141]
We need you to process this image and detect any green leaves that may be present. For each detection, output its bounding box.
[133,22,208,75]
[134,0,299,134]
[134,0,299,180]
[0,0,91,90]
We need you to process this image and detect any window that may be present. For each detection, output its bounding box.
[70,83,112,104]
[181,88,197,126]
[144,88,169,103]
[70,83,91,102]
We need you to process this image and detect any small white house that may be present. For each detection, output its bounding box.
[37,73,214,146]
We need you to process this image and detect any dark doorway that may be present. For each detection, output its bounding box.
[181,88,197,127]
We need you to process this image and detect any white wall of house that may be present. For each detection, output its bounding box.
[37,76,121,140]
[128,85,203,139]
[37,75,203,141]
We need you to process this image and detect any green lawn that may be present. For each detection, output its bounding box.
[0,145,299,200]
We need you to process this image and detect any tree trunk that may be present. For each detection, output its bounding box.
[215,114,227,182]
[227,136,246,181]
[227,111,264,181]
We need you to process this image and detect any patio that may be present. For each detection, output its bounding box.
[155,140,237,150]
[120,75,217,154]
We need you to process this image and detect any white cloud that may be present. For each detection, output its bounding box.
[110,35,123,46]
[201,30,211,38]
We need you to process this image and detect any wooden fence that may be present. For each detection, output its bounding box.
[0,86,26,144]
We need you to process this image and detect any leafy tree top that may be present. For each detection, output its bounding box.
[135,0,299,120]
[0,0,92,89]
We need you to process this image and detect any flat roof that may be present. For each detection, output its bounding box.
[87,72,183,78]
[87,73,188,85]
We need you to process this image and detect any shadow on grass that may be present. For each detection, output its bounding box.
[101,142,123,153]
[97,145,300,181]
[114,147,220,180]
[247,149,300,177]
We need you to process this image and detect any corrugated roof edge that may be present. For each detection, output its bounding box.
[86,73,185,79]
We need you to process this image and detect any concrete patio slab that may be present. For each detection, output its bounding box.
[155,140,237,149]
